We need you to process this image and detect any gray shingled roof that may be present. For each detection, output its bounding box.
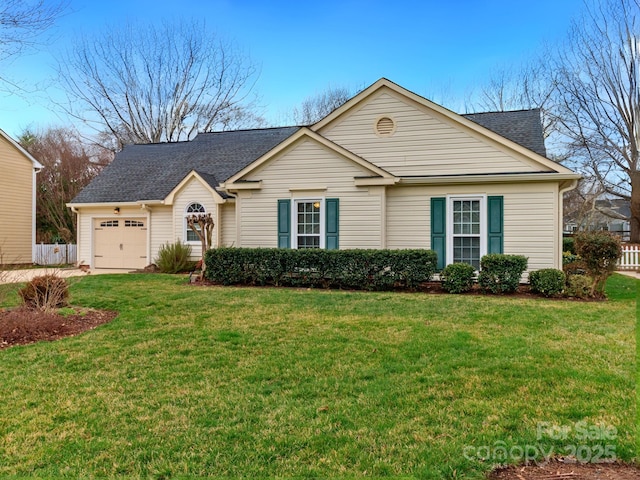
[72,109,548,204]
[463,109,547,157]
[71,127,299,203]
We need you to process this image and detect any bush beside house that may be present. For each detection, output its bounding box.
[204,248,437,291]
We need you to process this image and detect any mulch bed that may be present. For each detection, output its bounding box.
[0,306,117,349]
[192,278,603,301]
[489,458,640,479]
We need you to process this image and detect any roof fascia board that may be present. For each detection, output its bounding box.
[311,78,576,175]
[223,127,395,186]
[0,129,44,169]
[66,201,146,208]
[354,177,398,186]
[397,172,582,186]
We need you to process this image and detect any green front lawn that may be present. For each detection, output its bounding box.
[0,274,636,478]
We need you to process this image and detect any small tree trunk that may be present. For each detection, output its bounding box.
[630,172,640,244]
[186,213,215,281]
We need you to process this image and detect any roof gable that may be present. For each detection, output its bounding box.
[223,128,395,187]
[312,78,573,176]
[164,170,225,205]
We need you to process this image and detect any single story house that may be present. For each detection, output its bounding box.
[0,129,43,265]
[69,78,580,272]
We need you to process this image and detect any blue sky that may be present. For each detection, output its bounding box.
[0,0,587,138]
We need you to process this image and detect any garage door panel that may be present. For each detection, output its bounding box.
[94,218,148,269]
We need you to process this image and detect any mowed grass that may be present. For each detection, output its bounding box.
[0,274,636,479]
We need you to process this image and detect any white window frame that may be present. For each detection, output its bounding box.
[446,195,487,269]
[184,202,206,244]
[292,198,325,249]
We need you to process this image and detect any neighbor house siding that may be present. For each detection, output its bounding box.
[220,202,236,247]
[320,90,552,177]
[172,178,220,260]
[0,135,35,264]
[237,139,383,249]
[386,182,560,271]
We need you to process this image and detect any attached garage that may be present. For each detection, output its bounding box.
[93,218,147,269]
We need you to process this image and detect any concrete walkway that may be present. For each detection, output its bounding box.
[616,270,640,280]
[0,267,133,284]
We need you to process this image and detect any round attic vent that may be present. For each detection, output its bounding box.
[375,116,396,136]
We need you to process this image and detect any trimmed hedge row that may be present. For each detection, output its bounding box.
[204,248,437,290]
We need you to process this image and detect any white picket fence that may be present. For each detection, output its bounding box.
[33,243,77,265]
[618,244,640,270]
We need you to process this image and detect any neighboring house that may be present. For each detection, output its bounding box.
[0,129,43,265]
[564,198,631,241]
[69,79,580,272]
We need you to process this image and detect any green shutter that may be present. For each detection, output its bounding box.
[487,196,504,254]
[277,199,291,248]
[431,197,446,270]
[325,198,339,250]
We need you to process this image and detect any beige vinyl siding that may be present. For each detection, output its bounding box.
[320,90,552,177]
[238,139,383,249]
[172,178,220,259]
[386,182,560,271]
[149,206,172,263]
[0,135,34,263]
[220,202,236,247]
[75,206,148,268]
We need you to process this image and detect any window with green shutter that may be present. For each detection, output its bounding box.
[436,195,504,270]
[277,199,291,248]
[431,197,446,270]
[325,198,339,250]
[487,196,504,254]
[278,198,339,249]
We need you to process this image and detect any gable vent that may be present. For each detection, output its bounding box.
[375,116,395,136]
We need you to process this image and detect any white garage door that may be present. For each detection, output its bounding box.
[94,218,147,269]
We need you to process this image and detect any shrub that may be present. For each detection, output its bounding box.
[440,263,476,293]
[477,254,528,294]
[563,260,587,277]
[19,274,69,311]
[155,241,193,274]
[574,232,622,296]
[204,248,437,291]
[565,274,592,299]
[563,237,576,254]
[529,268,566,297]
[562,251,580,265]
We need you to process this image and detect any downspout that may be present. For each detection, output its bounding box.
[70,206,79,266]
[32,167,42,263]
[558,179,579,268]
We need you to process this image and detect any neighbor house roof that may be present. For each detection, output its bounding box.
[595,198,631,220]
[71,126,299,203]
[463,109,547,157]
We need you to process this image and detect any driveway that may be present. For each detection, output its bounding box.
[0,267,132,284]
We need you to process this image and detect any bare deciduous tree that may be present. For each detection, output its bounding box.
[292,86,354,125]
[472,60,560,142]
[56,19,262,148]
[20,127,110,243]
[553,0,640,242]
[0,0,67,61]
